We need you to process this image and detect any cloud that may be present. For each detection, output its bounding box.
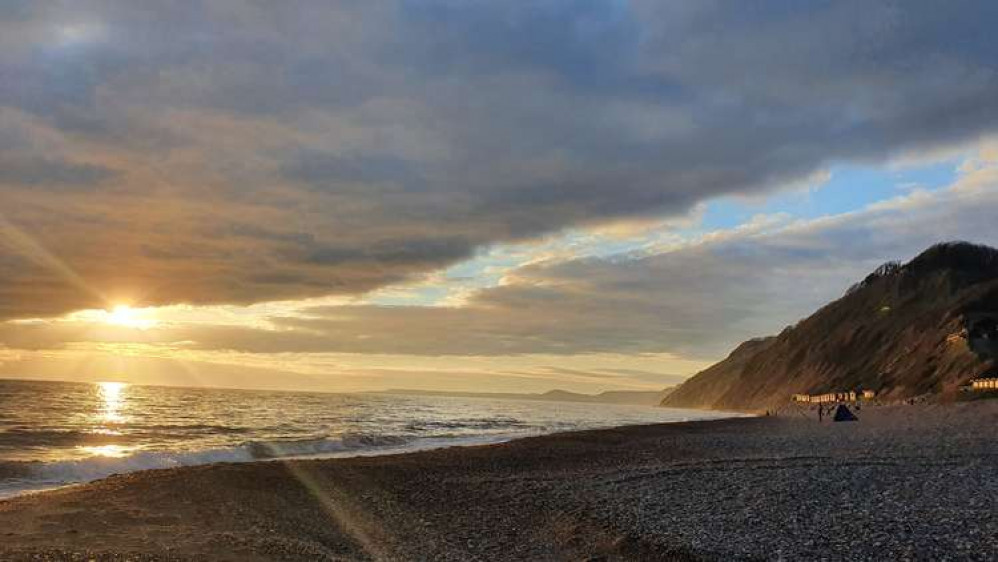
[0,156,116,189]
[4,151,997,361]
[1,2,998,318]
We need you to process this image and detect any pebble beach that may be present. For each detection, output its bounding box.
[1,401,996,561]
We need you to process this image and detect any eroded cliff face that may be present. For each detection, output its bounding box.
[663,243,998,411]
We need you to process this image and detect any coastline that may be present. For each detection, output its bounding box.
[2,401,997,561]
[0,403,737,500]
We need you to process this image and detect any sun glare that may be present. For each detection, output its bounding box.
[105,305,157,329]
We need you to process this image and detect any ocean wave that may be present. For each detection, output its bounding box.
[404,416,528,432]
[0,428,130,448]
[0,448,254,495]
[0,423,261,450]
[141,423,253,434]
[0,431,431,494]
[244,432,412,459]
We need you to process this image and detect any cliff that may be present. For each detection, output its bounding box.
[662,242,998,411]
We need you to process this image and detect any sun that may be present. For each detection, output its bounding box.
[105,305,157,329]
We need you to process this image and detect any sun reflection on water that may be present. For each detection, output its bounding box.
[97,381,126,424]
[80,444,129,458]
[79,382,133,458]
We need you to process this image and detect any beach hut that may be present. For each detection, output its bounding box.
[971,377,998,390]
[832,404,857,422]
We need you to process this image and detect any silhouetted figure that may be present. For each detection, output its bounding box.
[817,406,823,422]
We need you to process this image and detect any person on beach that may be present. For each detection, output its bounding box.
[818,405,823,422]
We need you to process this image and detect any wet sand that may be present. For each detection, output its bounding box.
[2,401,997,561]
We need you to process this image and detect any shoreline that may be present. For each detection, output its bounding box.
[0,433,522,501]
[2,401,997,560]
[0,407,742,501]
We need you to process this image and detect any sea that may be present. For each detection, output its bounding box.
[0,378,734,498]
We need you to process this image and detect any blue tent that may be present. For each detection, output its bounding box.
[833,404,858,422]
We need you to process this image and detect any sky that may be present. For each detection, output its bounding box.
[1,1,998,393]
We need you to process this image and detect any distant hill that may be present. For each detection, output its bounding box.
[378,387,674,406]
[662,242,998,412]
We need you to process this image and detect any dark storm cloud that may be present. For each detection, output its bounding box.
[1,1,998,318]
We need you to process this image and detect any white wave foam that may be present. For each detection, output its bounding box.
[33,447,256,484]
[0,432,508,497]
